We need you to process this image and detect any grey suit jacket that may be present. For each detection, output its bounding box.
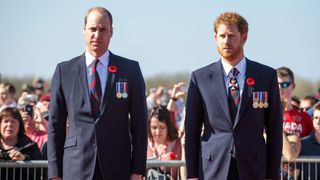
[48,52,148,180]
[185,59,283,180]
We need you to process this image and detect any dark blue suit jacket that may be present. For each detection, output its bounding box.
[185,59,283,180]
[48,52,148,180]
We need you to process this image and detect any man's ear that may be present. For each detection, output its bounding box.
[242,33,248,44]
[292,82,296,89]
[82,25,86,35]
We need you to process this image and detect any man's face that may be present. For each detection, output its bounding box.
[215,24,247,63]
[277,76,294,101]
[300,99,313,112]
[0,88,9,104]
[83,10,113,58]
[313,110,320,132]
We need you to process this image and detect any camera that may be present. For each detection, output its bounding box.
[0,150,11,160]
[24,104,34,118]
[18,94,37,118]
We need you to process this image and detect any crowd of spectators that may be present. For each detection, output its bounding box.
[0,79,49,159]
[277,67,320,179]
[0,72,319,179]
[0,79,48,179]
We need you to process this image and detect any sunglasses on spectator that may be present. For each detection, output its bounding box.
[300,107,311,112]
[313,116,320,120]
[279,81,291,89]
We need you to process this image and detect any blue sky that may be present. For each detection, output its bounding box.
[1,0,319,82]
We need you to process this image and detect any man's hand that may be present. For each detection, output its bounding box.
[130,173,142,180]
[51,178,62,180]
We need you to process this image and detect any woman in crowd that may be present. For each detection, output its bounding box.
[0,107,42,179]
[147,106,182,180]
[0,82,17,112]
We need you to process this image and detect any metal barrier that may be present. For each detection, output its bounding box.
[147,160,186,180]
[281,156,320,180]
[0,157,319,180]
[0,161,48,180]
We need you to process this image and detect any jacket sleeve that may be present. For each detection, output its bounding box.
[185,72,204,178]
[265,69,283,179]
[129,62,148,176]
[48,64,68,179]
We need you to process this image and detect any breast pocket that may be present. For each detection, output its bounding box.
[64,137,77,149]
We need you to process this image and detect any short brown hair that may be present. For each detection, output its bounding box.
[84,6,113,26]
[313,102,320,112]
[0,107,25,139]
[276,67,295,83]
[214,12,248,35]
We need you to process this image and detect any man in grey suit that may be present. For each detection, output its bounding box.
[185,12,283,180]
[48,7,147,180]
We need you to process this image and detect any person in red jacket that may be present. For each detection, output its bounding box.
[277,67,314,138]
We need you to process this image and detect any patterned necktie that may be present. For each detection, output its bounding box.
[90,59,102,118]
[228,67,240,122]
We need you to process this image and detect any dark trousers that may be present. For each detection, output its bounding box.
[93,158,104,180]
[227,157,240,180]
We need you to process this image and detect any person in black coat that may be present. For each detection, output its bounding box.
[0,107,42,179]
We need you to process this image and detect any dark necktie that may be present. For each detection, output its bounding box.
[228,67,240,122]
[90,59,102,118]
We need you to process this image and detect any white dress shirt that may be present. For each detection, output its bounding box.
[85,50,110,97]
[221,57,247,105]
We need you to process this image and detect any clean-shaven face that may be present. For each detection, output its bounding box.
[83,10,113,58]
[277,76,294,101]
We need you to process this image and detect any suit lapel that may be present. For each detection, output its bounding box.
[99,52,118,119]
[78,54,91,109]
[233,59,258,127]
[210,61,232,123]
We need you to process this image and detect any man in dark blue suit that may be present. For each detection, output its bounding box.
[185,12,283,180]
[48,7,148,180]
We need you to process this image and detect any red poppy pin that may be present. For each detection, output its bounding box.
[246,77,255,86]
[108,65,117,73]
[168,152,177,160]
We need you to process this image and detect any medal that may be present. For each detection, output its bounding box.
[258,92,264,108]
[263,92,269,108]
[116,92,122,98]
[116,81,128,99]
[122,82,128,98]
[259,102,264,108]
[122,92,128,98]
[253,102,259,109]
[116,82,122,98]
[252,92,259,109]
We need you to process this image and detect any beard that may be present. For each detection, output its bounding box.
[217,44,243,62]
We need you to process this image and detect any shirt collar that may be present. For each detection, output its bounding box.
[85,50,110,68]
[221,57,247,77]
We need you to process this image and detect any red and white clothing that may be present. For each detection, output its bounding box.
[25,130,48,150]
[283,109,314,138]
[147,139,182,179]
[147,139,181,160]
